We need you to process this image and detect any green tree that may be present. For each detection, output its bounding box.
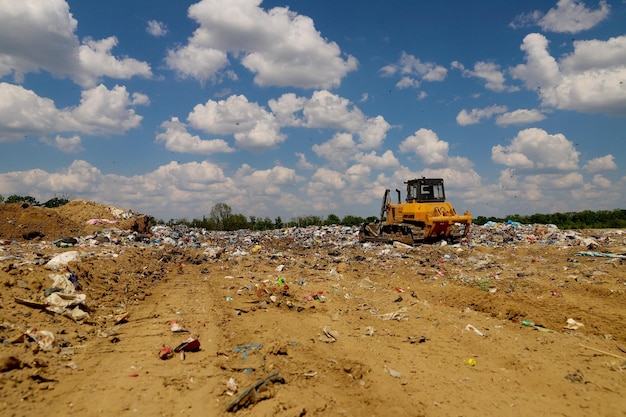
[5,195,40,205]
[341,215,365,227]
[325,213,340,225]
[43,196,70,208]
[224,213,248,231]
[274,216,283,229]
[209,203,233,230]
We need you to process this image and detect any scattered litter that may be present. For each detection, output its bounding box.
[158,346,173,360]
[86,218,118,225]
[226,370,285,412]
[465,324,484,337]
[579,344,626,360]
[464,358,477,366]
[233,343,262,359]
[574,251,626,259]
[174,336,200,353]
[45,251,81,270]
[369,306,409,321]
[564,318,584,330]
[25,329,56,351]
[226,377,238,395]
[384,365,402,378]
[319,326,339,343]
[170,321,188,333]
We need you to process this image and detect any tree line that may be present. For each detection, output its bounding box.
[159,202,376,231]
[2,194,625,230]
[473,209,626,229]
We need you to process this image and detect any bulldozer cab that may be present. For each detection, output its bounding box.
[406,178,445,203]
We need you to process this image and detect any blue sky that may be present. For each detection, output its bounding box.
[0,0,625,221]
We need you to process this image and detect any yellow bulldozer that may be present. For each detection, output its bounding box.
[359,177,471,245]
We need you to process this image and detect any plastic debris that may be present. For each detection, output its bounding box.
[170,321,188,333]
[318,326,339,343]
[464,358,477,366]
[564,318,584,330]
[158,346,173,360]
[45,251,81,270]
[465,324,484,337]
[174,336,201,353]
[384,365,402,378]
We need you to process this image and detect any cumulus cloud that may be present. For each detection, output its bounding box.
[156,117,235,154]
[0,82,145,142]
[0,0,151,87]
[583,154,617,173]
[510,0,610,33]
[235,164,304,196]
[270,90,391,149]
[295,152,315,170]
[355,150,400,170]
[40,135,83,153]
[451,61,517,92]
[456,105,507,126]
[380,52,447,90]
[165,0,357,88]
[312,133,357,168]
[495,109,546,126]
[187,94,285,151]
[71,84,146,135]
[492,128,579,171]
[398,128,450,166]
[591,174,611,188]
[146,20,168,37]
[511,33,626,116]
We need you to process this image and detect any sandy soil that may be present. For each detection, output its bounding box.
[0,202,625,417]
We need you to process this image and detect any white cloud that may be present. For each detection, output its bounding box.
[526,172,584,189]
[381,52,447,89]
[235,164,304,196]
[398,128,449,165]
[396,76,420,89]
[268,93,307,127]
[187,94,285,151]
[146,20,168,37]
[511,0,610,33]
[355,150,400,170]
[311,167,346,190]
[495,109,546,126]
[492,128,579,171]
[0,160,101,197]
[165,44,228,83]
[451,61,517,92]
[511,33,626,115]
[0,82,145,142]
[156,117,235,154]
[591,174,611,188]
[40,135,83,153]
[76,37,152,87]
[312,133,357,168]
[560,35,626,73]
[295,152,315,170]
[583,154,617,173]
[456,105,507,126]
[0,0,151,87]
[272,90,391,149]
[71,84,145,135]
[166,0,357,88]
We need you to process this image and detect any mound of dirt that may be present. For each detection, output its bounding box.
[0,200,150,241]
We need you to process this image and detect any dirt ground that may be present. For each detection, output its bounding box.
[0,202,625,417]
